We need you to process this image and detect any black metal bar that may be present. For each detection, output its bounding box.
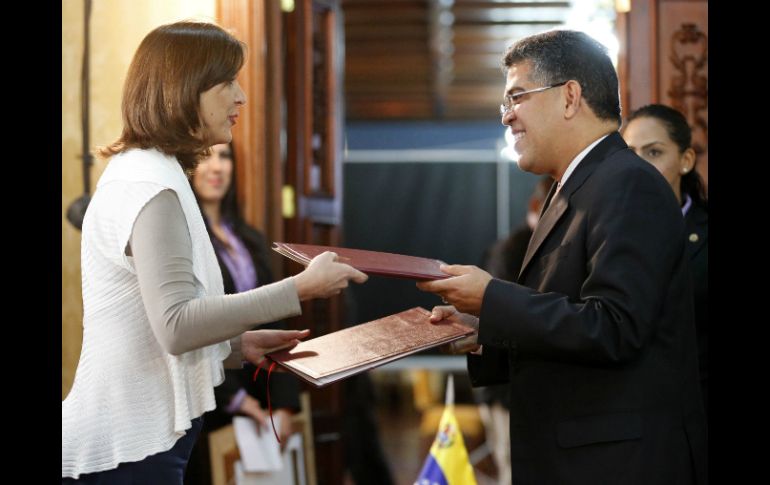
[81,0,92,195]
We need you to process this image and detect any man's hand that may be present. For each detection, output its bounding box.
[416,264,493,316]
[427,305,480,354]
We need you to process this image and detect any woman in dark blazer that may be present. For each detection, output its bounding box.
[623,104,708,415]
[185,143,300,485]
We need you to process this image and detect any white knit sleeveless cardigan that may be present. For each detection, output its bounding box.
[62,148,231,478]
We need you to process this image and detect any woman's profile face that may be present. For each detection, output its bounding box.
[199,79,246,145]
[193,144,233,204]
[623,116,686,196]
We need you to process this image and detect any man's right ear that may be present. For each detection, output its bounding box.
[563,80,582,119]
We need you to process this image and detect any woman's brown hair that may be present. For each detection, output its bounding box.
[99,21,245,170]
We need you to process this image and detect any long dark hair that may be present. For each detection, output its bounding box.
[193,144,274,288]
[627,104,707,208]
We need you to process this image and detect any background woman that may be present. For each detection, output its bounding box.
[184,142,301,484]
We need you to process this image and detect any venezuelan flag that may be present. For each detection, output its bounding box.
[415,376,477,485]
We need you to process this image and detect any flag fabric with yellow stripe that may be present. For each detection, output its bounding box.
[414,375,477,485]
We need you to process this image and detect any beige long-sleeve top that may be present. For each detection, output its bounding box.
[131,189,301,365]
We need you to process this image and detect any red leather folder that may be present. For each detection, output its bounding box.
[272,242,449,281]
[267,307,474,388]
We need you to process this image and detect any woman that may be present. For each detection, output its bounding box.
[623,104,708,415]
[184,143,300,485]
[62,21,367,483]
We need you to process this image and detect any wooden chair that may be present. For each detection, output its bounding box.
[293,392,317,485]
[208,391,317,485]
[208,424,239,485]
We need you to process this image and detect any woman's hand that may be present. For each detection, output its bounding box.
[240,329,310,366]
[292,251,368,301]
[238,394,268,429]
[274,409,294,447]
[239,397,294,446]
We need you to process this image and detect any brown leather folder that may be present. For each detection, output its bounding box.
[267,307,474,388]
[272,242,449,280]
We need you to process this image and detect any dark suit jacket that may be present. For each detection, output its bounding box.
[685,200,708,414]
[468,133,707,484]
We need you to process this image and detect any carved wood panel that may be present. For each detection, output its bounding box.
[621,0,708,191]
[285,1,346,483]
[659,2,708,189]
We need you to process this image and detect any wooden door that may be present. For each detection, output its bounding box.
[284,1,347,483]
[217,0,347,482]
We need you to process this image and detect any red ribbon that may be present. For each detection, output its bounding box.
[252,358,280,444]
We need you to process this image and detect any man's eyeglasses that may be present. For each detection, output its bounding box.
[499,81,568,116]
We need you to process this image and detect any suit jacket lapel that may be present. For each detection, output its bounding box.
[518,132,628,281]
[519,185,569,280]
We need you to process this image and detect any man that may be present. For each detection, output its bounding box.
[417,30,707,484]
